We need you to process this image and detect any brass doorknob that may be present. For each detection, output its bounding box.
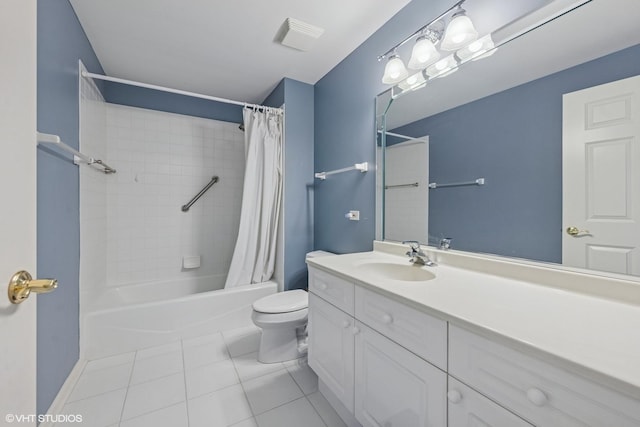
[566,226,590,237]
[7,270,57,304]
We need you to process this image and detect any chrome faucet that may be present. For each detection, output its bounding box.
[402,240,435,266]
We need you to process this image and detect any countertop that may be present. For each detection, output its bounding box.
[306,246,640,397]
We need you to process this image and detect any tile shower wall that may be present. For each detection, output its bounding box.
[105,104,245,288]
[79,71,108,303]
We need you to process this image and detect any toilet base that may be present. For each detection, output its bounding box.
[257,327,303,364]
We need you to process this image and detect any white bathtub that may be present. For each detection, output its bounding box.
[82,280,277,359]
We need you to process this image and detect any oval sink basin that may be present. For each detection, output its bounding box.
[356,262,436,282]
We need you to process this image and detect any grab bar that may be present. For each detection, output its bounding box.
[181,176,219,212]
[385,182,419,189]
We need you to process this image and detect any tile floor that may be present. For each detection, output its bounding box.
[54,326,346,427]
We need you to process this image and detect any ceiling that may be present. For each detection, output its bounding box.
[70,0,411,104]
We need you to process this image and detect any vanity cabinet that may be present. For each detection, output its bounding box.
[449,325,640,427]
[308,266,640,427]
[355,322,446,427]
[308,292,356,412]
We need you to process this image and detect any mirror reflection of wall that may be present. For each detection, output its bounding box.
[384,135,429,243]
[390,44,639,264]
[377,0,640,277]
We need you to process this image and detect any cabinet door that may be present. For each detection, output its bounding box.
[448,377,533,427]
[355,322,446,427]
[308,293,356,412]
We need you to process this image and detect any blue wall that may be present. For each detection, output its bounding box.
[264,78,315,290]
[104,82,243,123]
[392,44,640,262]
[36,0,104,415]
[314,0,451,254]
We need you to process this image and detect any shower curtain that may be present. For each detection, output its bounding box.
[224,107,283,288]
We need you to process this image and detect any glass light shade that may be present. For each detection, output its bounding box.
[382,55,409,85]
[426,55,458,78]
[441,9,478,51]
[398,72,427,91]
[408,37,440,70]
[456,34,497,62]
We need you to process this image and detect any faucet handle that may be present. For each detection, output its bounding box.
[402,240,421,251]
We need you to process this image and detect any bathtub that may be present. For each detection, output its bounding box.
[82,280,277,359]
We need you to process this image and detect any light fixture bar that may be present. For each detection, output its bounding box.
[377,0,466,62]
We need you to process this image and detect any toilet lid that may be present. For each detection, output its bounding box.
[253,290,308,314]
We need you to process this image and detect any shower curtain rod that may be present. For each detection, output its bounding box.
[81,71,283,113]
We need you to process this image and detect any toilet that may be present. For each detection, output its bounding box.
[251,250,333,363]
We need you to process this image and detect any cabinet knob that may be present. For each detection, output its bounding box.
[351,326,360,335]
[526,388,547,406]
[342,320,350,329]
[382,313,393,324]
[447,390,462,404]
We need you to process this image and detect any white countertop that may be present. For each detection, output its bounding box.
[307,246,640,396]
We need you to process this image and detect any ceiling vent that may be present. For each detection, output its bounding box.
[279,18,324,52]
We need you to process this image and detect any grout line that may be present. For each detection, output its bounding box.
[305,395,329,427]
[180,339,191,427]
[118,352,137,423]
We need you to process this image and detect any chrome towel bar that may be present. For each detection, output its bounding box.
[385,182,419,189]
[182,176,219,212]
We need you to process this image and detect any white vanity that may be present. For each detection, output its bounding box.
[306,241,640,427]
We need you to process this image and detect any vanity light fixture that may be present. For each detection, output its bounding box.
[379,0,485,90]
[382,53,409,85]
[440,6,478,51]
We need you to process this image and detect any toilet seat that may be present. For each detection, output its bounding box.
[252,289,308,314]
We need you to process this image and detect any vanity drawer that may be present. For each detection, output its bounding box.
[355,286,447,370]
[449,325,640,427]
[448,377,533,427]
[308,267,355,315]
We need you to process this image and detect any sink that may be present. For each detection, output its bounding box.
[356,262,436,282]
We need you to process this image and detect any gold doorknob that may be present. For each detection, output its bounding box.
[566,226,590,237]
[7,270,57,304]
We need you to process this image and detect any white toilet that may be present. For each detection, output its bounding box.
[251,250,333,363]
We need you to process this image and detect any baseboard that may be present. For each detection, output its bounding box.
[40,358,86,427]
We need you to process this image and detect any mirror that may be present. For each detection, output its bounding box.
[376,0,640,277]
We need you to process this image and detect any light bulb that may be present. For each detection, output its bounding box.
[382,54,409,85]
[441,8,478,51]
[398,72,426,91]
[408,37,440,70]
[456,34,497,62]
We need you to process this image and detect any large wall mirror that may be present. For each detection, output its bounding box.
[376,0,640,278]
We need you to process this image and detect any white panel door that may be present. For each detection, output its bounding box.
[563,75,640,275]
[355,322,446,427]
[308,293,356,412]
[0,0,38,422]
[384,137,429,243]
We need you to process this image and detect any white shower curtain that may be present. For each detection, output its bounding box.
[224,107,283,288]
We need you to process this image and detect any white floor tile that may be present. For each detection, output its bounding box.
[222,325,261,357]
[188,384,252,427]
[84,352,135,372]
[120,402,188,427]
[307,391,348,427]
[255,397,326,427]
[59,388,126,427]
[130,350,183,385]
[136,340,182,360]
[68,363,132,402]
[183,333,229,369]
[285,358,318,395]
[121,373,186,420]
[231,352,285,382]
[242,369,304,415]
[230,418,258,427]
[185,358,239,398]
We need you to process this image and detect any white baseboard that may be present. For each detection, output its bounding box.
[40,358,86,427]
